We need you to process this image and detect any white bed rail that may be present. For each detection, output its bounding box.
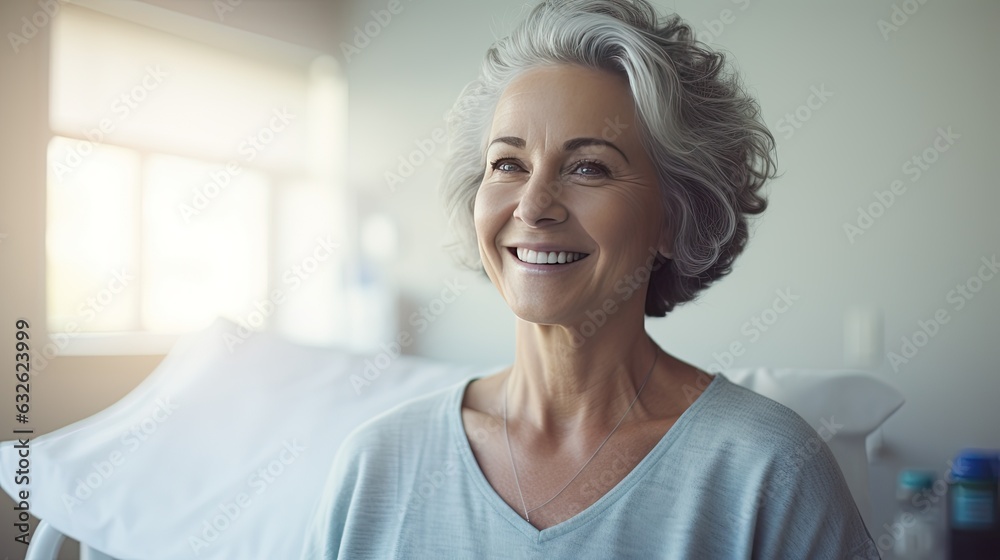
[24,521,64,560]
[25,522,117,560]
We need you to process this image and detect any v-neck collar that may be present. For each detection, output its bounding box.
[449,371,725,544]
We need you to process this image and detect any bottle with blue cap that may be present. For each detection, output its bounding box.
[947,448,1000,559]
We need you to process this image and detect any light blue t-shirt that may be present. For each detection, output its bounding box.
[302,373,880,559]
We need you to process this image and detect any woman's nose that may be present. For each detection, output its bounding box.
[512,173,567,227]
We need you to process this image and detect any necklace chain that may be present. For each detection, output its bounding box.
[502,349,659,523]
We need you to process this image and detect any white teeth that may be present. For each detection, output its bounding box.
[514,248,588,265]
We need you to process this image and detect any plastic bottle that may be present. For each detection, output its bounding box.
[947,448,999,559]
[892,469,944,559]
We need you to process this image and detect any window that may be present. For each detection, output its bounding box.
[46,2,349,354]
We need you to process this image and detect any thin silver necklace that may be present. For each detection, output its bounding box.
[502,349,659,523]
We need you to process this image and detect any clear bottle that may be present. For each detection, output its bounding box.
[892,469,944,559]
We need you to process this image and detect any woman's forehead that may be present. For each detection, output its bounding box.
[498,65,633,111]
[490,66,638,143]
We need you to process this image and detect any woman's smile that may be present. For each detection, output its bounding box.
[511,247,590,265]
[506,246,592,272]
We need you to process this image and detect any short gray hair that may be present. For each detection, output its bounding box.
[439,0,777,316]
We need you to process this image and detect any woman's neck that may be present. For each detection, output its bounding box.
[506,315,663,435]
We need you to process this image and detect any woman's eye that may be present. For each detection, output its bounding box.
[573,160,610,178]
[490,159,522,173]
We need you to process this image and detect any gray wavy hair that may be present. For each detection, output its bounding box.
[439,0,777,316]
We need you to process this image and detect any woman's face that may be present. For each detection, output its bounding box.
[474,64,671,326]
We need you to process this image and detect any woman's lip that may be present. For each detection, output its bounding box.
[505,245,589,255]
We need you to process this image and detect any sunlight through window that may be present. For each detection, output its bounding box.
[46,3,347,353]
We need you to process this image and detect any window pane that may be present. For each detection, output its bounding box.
[142,154,269,333]
[47,137,140,332]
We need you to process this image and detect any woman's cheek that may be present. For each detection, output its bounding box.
[472,195,499,269]
[475,189,505,236]
[472,190,489,236]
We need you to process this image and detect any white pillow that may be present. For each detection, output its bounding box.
[722,367,905,529]
[0,318,483,559]
[0,321,903,558]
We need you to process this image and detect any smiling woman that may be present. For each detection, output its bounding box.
[302,1,879,558]
[473,64,670,330]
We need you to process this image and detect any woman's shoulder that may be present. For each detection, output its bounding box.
[691,374,837,460]
[690,375,878,557]
[336,375,474,457]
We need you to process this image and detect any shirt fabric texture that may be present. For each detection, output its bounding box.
[302,373,881,559]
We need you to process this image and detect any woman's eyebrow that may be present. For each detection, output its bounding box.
[563,137,630,163]
[486,136,631,163]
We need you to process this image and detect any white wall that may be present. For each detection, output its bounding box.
[341,0,1000,540]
